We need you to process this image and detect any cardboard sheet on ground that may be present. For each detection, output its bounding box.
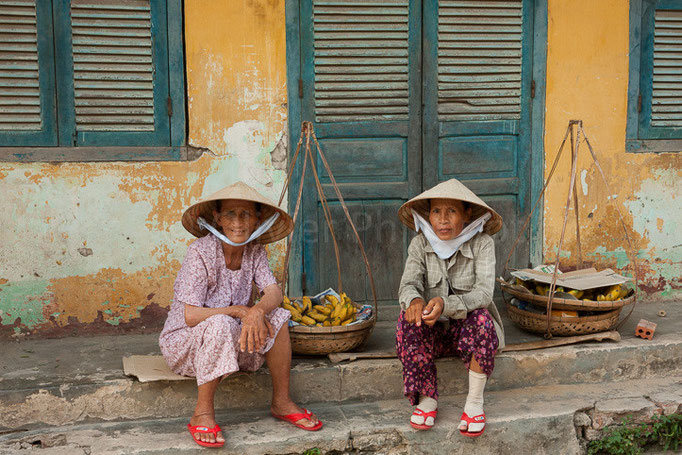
[123,355,191,382]
[510,267,631,291]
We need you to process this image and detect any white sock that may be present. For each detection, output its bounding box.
[411,396,437,426]
[460,370,487,433]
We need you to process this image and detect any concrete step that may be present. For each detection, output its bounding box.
[1,301,680,430]
[1,376,680,454]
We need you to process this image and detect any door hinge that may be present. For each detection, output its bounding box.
[301,272,307,294]
[637,94,642,113]
[298,78,303,99]
[167,96,173,117]
[530,79,536,99]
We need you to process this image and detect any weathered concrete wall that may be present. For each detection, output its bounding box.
[0,0,288,338]
[543,0,680,300]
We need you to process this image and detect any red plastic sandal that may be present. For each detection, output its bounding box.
[187,423,225,448]
[272,408,323,431]
[459,411,485,437]
[410,408,438,430]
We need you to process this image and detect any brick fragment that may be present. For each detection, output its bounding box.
[635,319,657,340]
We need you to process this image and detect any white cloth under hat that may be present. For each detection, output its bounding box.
[398,179,503,236]
[197,213,280,247]
[411,210,491,260]
[181,181,293,245]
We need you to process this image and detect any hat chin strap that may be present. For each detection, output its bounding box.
[197,212,280,247]
[411,210,491,260]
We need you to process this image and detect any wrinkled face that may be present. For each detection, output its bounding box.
[213,200,260,243]
[428,198,472,240]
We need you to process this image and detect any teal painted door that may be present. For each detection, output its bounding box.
[422,0,535,279]
[292,0,537,302]
[297,0,422,305]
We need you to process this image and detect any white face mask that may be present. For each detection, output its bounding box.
[197,212,280,247]
[411,209,491,260]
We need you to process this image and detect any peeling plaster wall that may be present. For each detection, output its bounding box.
[544,0,681,300]
[0,0,288,338]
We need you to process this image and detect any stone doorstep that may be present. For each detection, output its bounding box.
[0,377,679,455]
[1,332,681,430]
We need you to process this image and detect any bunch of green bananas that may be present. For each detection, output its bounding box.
[281,293,357,326]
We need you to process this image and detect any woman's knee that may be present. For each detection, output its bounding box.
[201,314,239,336]
[466,309,494,329]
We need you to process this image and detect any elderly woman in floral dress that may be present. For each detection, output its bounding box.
[159,181,322,448]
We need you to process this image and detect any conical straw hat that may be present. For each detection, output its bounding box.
[182,181,294,244]
[398,179,503,235]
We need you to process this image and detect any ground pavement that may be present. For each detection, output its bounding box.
[0,300,680,454]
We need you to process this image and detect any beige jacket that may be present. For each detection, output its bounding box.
[398,232,505,349]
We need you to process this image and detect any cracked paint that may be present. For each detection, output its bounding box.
[543,0,680,300]
[0,0,290,338]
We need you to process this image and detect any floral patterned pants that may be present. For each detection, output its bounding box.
[395,308,499,405]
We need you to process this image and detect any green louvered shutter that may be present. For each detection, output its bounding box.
[53,0,171,147]
[0,0,57,146]
[296,0,421,303]
[639,2,682,139]
[436,0,522,121]
[423,0,535,275]
[311,1,410,122]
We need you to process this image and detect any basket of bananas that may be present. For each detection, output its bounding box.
[497,269,634,336]
[505,297,622,336]
[279,290,376,355]
[497,277,634,312]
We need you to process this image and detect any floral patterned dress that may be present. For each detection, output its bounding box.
[159,233,290,385]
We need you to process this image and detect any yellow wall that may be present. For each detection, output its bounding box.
[0,0,289,338]
[544,0,680,298]
[1,0,678,339]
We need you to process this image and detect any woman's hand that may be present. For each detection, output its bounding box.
[421,297,444,326]
[239,306,275,353]
[405,298,426,326]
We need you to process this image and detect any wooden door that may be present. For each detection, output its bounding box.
[422,0,536,278]
[295,0,422,305]
[289,0,539,303]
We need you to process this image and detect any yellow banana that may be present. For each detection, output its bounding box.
[619,286,629,299]
[341,318,354,326]
[331,303,342,319]
[291,314,302,323]
[325,295,339,305]
[302,296,312,313]
[282,303,302,319]
[300,315,316,326]
[605,285,621,301]
[308,311,327,322]
[313,305,332,315]
[323,320,331,326]
[283,295,291,305]
[331,317,341,326]
[567,289,584,299]
[535,284,549,296]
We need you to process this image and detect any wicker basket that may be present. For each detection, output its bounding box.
[499,279,633,312]
[288,299,376,355]
[289,311,376,355]
[505,301,621,336]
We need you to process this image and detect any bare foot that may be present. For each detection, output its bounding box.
[189,412,225,445]
[271,399,320,428]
